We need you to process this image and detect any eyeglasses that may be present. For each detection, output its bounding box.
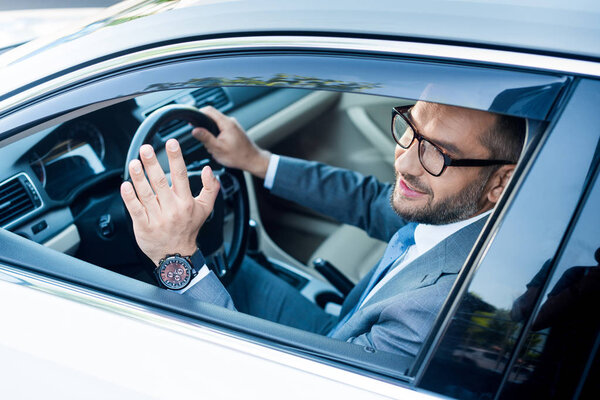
[391,106,514,177]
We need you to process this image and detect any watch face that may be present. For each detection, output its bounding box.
[158,257,192,290]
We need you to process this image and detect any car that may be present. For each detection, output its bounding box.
[0,3,114,53]
[0,0,599,398]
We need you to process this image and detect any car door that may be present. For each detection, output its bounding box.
[0,34,592,398]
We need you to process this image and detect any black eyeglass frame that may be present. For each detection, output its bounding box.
[391,105,515,177]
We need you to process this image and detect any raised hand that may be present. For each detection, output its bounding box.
[120,138,220,265]
[192,106,271,178]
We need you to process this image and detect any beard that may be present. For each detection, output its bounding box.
[390,170,491,225]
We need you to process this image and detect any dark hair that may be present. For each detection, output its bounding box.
[481,114,527,163]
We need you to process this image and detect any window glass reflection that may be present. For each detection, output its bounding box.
[500,169,600,399]
[419,81,600,399]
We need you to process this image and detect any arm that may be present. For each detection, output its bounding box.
[270,156,405,242]
[183,271,236,310]
[193,107,405,242]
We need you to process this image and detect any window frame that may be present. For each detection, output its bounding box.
[496,121,600,399]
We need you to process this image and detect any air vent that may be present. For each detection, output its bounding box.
[0,174,41,228]
[156,118,187,137]
[190,87,230,109]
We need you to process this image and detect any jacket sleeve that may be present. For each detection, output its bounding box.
[182,271,236,310]
[269,156,405,242]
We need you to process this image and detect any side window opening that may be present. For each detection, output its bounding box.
[0,50,569,385]
[417,80,599,398]
[498,149,600,399]
[2,87,535,373]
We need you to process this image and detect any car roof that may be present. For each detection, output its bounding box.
[0,0,598,102]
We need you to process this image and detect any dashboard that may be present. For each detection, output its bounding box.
[29,119,111,200]
[0,86,319,277]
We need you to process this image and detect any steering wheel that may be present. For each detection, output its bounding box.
[123,104,249,285]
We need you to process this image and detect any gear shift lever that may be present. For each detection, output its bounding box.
[247,219,270,266]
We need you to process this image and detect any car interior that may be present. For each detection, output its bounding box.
[0,86,410,319]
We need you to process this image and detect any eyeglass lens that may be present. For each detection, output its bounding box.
[393,114,414,148]
[393,114,445,175]
[419,140,445,175]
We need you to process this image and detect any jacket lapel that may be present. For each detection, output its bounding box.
[360,217,487,309]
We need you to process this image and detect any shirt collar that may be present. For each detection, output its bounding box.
[413,210,492,257]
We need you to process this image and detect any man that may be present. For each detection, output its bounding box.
[120,100,525,358]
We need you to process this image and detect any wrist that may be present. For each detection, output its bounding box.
[247,149,271,179]
[151,244,198,267]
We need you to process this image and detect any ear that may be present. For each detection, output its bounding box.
[485,165,515,205]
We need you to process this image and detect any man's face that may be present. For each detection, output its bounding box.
[391,101,497,225]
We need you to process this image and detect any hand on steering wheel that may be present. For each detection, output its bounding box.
[191,106,271,178]
[120,140,220,266]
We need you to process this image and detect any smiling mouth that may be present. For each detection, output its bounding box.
[397,176,428,198]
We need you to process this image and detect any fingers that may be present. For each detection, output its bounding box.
[139,144,175,209]
[192,105,236,145]
[120,181,148,227]
[199,105,231,131]
[165,139,191,198]
[128,158,161,216]
[191,126,218,148]
[195,166,220,212]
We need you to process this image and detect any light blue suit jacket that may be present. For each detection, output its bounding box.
[185,156,486,358]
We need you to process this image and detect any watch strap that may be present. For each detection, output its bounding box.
[188,248,207,276]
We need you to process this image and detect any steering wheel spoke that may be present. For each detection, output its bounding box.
[215,170,241,201]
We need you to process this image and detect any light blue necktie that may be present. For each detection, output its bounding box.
[328,222,417,337]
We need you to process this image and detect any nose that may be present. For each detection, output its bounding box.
[394,142,423,177]
[394,144,407,160]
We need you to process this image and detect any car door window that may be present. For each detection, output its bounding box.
[497,150,600,399]
[417,79,600,398]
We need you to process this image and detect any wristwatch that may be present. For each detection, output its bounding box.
[154,249,205,290]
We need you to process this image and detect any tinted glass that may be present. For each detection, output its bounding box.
[499,160,600,399]
[418,79,600,398]
[1,53,566,137]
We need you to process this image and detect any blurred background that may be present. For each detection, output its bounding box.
[0,0,121,50]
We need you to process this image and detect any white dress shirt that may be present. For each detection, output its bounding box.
[264,154,281,190]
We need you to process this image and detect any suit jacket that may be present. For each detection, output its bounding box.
[186,156,486,358]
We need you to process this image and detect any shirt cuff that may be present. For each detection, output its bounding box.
[179,265,210,294]
[263,154,280,190]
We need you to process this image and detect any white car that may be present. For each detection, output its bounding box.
[0,1,598,399]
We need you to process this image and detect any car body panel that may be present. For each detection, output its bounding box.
[0,264,438,400]
[0,7,105,51]
[0,0,598,106]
